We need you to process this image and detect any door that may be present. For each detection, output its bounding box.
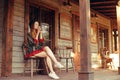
[29,5,55,50]
[29,4,55,74]
[98,27,109,52]
[73,15,80,71]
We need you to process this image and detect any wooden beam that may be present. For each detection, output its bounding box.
[91,9,111,19]
[104,14,116,16]
[24,0,29,43]
[110,17,116,19]
[91,1,116,5]
[98,10,116,12]
[71,0,79,5]
[1,0,14,77]
[92,5,116,9]
[104,12,116,14]
[110,15,117,17]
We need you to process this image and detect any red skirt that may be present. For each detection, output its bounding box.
[25,48,44,58]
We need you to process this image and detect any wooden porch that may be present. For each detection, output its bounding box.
[1,0,120,80]
[0,69,120,80]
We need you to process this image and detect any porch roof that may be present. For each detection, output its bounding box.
[72,0,117,19]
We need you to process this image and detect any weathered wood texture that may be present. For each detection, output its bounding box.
[90,11,111,69]
[12,0,24,73]
[0,0,4,76]
[79,0,91,71]
[79,0,94,80]
[1,0,14,76]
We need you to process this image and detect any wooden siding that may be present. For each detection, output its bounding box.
[90,12,111,68]
[0,0,4,75]
[12,0,24,73]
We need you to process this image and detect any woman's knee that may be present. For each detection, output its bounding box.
[44,46,49,50]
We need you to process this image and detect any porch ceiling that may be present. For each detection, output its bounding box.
[72,0,117,19]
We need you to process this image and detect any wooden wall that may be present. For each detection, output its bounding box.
[91,12,111,68]
[12,0,24,73]
[0,0,4,75]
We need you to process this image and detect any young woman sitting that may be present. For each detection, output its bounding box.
[25,20,63,79]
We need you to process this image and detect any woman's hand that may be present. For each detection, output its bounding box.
[37,26,43,39]
[37,27,42,34]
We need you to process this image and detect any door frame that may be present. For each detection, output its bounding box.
[24,0,59,51]
[97,23,109,52]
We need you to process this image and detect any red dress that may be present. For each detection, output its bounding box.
[25,38,44,58]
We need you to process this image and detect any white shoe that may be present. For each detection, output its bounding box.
[54,62,64,68]
[48,72,59,79]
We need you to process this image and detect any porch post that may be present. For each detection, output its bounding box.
[1,0,14,77]
[116,6,120,74]
[78,0,94,80]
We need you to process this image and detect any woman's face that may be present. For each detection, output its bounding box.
[33,21,39,29]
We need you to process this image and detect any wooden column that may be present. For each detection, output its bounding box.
[1,0,14,77]
[78,0,94,80]
[24,0,29,43]
[116,6,120,74]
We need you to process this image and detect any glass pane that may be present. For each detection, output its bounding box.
[41,23,50,46]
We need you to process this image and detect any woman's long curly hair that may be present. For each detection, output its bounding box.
[29,19,39,39]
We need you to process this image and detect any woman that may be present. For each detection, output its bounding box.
[25,20,63,79]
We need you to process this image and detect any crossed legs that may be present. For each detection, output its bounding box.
[34,46,63,79]
[34,50,55,73]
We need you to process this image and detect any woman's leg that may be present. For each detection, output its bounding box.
[35,52,59,79]
[44,46,63,68]
[43,46,58,64]
[35,51,54,73]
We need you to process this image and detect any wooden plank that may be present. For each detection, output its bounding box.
[14,10,24,18]
[13,26,24,32]
[0,41,1,45]
[13,46,22,52]
[92,5,115,9]
[0,14,3,18]
[0,8,3,14]
[98,10,116,12]
[12,51,23,57]
[14,2,24,9]
[0,33,2,37]
[14,15,24,23]
[14,6,24,13]
[12,56,24,62]
[12,68,24,73]
[0,5,3,8]
[13,21,24,28]
[13,41,23,47]
[13,36,24,42]
[1,0,14,76]
[15,6,24,13]
[90,44,98,53]
[0,22,2,25]
[12,63,24,68]
[14,0,24,3]
[91,1,116,5]
[13,30,24,37]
